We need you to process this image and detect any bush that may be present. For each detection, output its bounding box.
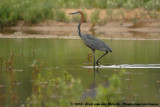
[145,0,160,10]
[22,0,54,24]
[54,10,68,22]
[91,10,100,26]
[0,0,21,26]
[0,0,54,26]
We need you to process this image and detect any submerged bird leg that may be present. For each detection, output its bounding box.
[96,51,108,66]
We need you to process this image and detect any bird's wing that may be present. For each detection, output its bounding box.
[82,34,112,52]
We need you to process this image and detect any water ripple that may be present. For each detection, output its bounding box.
[83,64,160,69]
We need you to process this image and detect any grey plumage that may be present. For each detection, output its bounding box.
[81,33,112,52]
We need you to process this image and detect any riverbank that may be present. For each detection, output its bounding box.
[0,9,160,39]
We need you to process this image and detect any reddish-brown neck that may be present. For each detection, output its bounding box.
[78,12,84,37]
[80,12,84,26]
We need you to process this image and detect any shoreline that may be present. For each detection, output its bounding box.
[1,34,160,40]
[1,9,160,39]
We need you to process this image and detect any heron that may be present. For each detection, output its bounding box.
[69,11,112,66]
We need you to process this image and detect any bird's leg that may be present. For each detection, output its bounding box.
[93,50,96,78]
[96,60,101,66]
[93,50,95,67]
[96,51,108,66]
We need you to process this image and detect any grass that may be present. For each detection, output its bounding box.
[0,0,160,27]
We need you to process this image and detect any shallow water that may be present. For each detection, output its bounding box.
[0,38,160,106]
[83,64,160,68]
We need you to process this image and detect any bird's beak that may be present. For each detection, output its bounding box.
[69,11,80,15]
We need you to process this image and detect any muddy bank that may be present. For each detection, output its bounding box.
[1,20,160,39]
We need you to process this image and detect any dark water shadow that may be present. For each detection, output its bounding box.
[81,66,106,100]
[81,78,97,100]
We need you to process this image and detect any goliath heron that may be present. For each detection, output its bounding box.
[69,11,112,66]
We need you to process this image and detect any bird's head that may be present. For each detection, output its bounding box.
[69,11,84,26]
[69,11,82,15]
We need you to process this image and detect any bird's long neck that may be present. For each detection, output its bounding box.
[78,13,83,38]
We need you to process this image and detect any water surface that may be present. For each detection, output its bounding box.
[0,38,160,106]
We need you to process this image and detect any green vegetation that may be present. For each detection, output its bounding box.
[53,0,160,10]
[91,10,100,26]
[54,10,68,22]
[0,0,160,27]
[22,0,54,24]
[26,69,122,107]
[0,52,122,107]
[0,0,54,27]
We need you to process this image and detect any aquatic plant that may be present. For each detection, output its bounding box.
[0,53,19,106]
[0,57,3,71]
[27,70,82,107]
[0,52,14,72]
[0,52,123,106]
[96,74,121,103]
[26,67,124,107]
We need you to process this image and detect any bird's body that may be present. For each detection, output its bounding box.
[69,11,112,66]
[80,33,112,52]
